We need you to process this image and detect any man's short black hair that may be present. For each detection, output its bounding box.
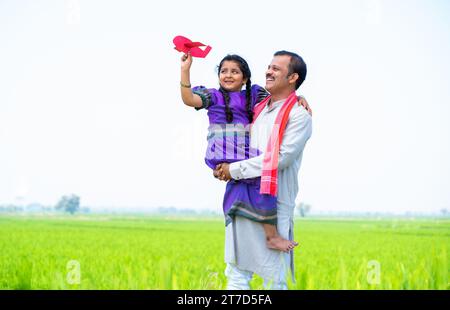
[274,50,307,90]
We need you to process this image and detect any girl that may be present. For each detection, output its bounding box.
[180,52,309,252]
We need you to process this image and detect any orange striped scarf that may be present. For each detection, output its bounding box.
[252,92,298,196]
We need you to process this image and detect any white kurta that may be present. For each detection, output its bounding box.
[226,98,313,282]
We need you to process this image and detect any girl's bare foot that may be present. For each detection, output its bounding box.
[266,236,298,252]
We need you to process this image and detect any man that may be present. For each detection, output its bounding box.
[215,50,313,290]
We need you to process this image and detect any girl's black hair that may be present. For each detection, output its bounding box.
[217,55,253,123]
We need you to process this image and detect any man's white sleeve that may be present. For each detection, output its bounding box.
[229,108,312,180]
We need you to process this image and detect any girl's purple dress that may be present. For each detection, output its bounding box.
[193,84,278,225]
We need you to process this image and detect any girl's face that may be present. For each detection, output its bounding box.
[219,61,247,92]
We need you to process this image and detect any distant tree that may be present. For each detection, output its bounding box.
[80,207,91,214]
[296,202,312,217]
[55,194,80,214]
[440,208,448,217]
[11,205,23,212]
[157,206,177,214]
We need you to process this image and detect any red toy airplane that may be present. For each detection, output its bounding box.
[173,35,212,58]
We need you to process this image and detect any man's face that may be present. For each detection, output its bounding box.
[265,55,292,94]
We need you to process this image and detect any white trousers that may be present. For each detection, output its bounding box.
[225,263,288,290]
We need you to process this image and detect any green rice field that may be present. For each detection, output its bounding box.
[0,215,448,289]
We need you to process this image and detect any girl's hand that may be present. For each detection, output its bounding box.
[181,52,193,72]
[297,96,312,116]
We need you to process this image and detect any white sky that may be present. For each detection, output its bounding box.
[0,0,449,213]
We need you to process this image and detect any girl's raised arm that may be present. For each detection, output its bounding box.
[180,53,203,108]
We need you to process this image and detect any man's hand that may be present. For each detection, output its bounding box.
[214,163,232,181]
[213,169,221,179]
[297,96,312,116]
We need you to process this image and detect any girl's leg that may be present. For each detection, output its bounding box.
[263,223,298,253]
